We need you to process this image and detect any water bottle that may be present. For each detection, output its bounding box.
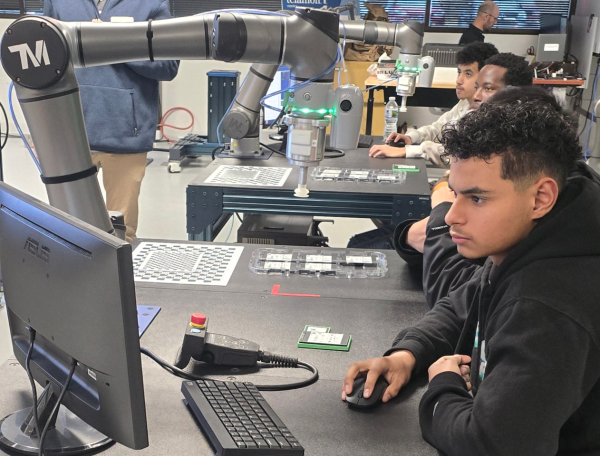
[383,97,399,140]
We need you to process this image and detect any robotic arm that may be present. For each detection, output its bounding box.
[0,8,426,231]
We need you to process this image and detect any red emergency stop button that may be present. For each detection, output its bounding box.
[190,313,206,328]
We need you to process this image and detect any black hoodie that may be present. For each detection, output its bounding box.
[386,163,600,455]
[394,204,486,309]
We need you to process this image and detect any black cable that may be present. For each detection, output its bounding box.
[261,142,346,159]
[235,213,243,223]
[152,147,171,152]
[38,359,77,456]
[211,145,225,160]
[25,328,40,441]
[259,142,286,157]
[140,347,318,392]
[324,147,345,159]
[0,102,8,150]
[268,105,287,129]
[253,361,318,391]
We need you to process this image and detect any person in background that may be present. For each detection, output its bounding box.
[368,42,499,164]
[459,1,500,45]
[44,0,180,242]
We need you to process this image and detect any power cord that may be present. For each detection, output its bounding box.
[140,347,318,392]
[37,358,77,456]
[260,142,345,159]
[259,142,286,157]
[25,328,40,442]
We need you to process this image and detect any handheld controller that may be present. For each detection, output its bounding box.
[174,313,265,369]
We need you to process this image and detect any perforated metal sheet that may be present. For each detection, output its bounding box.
[132,242,244,286]
[204,165,292,187]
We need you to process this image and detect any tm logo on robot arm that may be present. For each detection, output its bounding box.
[8,40,50,70]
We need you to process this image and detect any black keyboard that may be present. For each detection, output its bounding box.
[358,134,375,148]
[182,380,304,456]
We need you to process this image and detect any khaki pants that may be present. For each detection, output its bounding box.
[91,152,147,242]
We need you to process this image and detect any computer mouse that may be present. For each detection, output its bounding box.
[345,376,389,409]
[386,139,405,148]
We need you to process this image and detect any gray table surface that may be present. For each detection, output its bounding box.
[189,149,431,197]
[0,241,436,456]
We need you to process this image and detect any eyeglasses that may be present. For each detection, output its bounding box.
[487,12,500,21]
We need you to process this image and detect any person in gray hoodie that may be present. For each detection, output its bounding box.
[44,0,180,241]
[343,88,600,455]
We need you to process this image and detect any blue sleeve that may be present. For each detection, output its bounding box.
[43,0,54,17]
[123,0,180,81]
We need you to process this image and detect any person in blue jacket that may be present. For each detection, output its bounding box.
[44,0,180,242]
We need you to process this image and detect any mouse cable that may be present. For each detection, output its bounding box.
[140,347,318,392]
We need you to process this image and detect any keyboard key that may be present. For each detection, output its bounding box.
[255,439,268,448]
[264,438,280,448]
[276,437,291,449]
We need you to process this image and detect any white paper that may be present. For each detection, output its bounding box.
[265,261,291,270]
[345,256,373,264]
[266,253,293,261]
[306,255,332,263]
[544,43,560,52]
[305,263,332,271]
[132,242,244,287]
[349,171,369,179]
[306,332,344,345]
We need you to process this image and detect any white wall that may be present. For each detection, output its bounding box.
[575,0,600,16]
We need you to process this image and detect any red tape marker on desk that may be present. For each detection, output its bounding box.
[271,284,320,298]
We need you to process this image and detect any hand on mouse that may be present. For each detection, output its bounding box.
[368,144,406,158]
[428,354,472,387]
[342,350,416,403]
[386,132,412,146]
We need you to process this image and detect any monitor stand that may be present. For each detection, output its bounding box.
[0,383,113,455]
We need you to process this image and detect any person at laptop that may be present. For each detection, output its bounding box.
[368,42,498,164]
[343,88,600,454]
[459,1,500,45]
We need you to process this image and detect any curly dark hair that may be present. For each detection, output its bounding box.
[456,42,499,71]
[484,52,533,87]
[440,86,582,190]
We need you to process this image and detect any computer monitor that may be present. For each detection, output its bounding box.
[536,14,571,63]
[0,182,148,454]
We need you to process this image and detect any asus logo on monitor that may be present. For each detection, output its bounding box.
[24,237,50,263]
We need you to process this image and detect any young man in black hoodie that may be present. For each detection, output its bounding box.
[342,88,600,455]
